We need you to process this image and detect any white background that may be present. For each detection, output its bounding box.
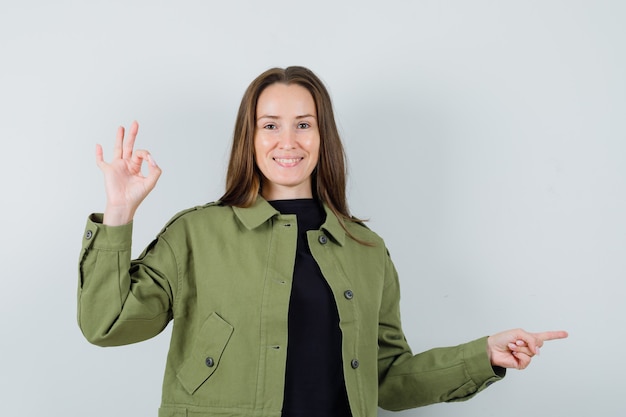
[1,1,624,416]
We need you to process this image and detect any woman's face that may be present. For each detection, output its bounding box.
[254,82,320,201]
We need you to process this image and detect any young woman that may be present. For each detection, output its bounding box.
[78,66,567,417]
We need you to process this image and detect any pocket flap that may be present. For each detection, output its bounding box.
[176,312,234,395]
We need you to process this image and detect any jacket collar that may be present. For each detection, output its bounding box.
[232,196,346,247]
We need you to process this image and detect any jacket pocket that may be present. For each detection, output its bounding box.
[176,312,234,395]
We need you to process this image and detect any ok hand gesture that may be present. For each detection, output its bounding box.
[96,121,162,226]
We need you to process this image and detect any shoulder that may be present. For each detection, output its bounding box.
[343,218,387,250]
[159,201,235,234]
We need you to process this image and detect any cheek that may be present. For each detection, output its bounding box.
[253,137,266,163]
[252,138,264,172]
[254,134,273,156]
[310,139,321,164]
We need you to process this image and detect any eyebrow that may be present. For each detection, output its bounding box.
[257,114,317,120]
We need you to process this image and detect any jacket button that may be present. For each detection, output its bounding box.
[85,230,93,240]
[344,290,354,300]
[205,357,215,367]
[318,235,328,245]
[351,359,359,369]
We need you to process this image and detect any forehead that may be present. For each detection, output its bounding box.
[256,83,316,116]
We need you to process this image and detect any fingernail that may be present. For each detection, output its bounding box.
[535,347,541,356]
[148,155,157,167]
[508,343,517,350]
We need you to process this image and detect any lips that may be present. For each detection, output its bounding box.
[273,157,303,167]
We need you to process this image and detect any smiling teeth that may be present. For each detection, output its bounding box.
[274,158,301,164]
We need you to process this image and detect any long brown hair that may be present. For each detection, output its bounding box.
[220,66,366,241]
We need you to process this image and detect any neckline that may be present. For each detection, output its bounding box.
[268,199,323,218]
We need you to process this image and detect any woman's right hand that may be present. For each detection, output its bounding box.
[96,121,162,226]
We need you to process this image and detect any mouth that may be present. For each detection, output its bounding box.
[273,157,303,167]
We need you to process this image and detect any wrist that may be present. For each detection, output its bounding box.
[103,204,136,226]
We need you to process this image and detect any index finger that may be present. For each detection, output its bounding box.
[535,330,569,343]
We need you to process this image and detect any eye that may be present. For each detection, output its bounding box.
[297,122,311,129]
[263,123,277,130]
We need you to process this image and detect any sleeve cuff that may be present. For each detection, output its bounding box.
[82,213,133,251]
[463,336,506,389]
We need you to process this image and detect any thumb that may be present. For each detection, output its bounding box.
[145,154,162,189]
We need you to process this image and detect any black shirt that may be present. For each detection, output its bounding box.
[268,199,351,417]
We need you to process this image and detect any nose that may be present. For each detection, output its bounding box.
[279,128,297,150]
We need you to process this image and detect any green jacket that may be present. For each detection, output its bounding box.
[78,197,503,417]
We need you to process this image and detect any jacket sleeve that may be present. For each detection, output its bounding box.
[377,251,505,411]
[77,214,177,347]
